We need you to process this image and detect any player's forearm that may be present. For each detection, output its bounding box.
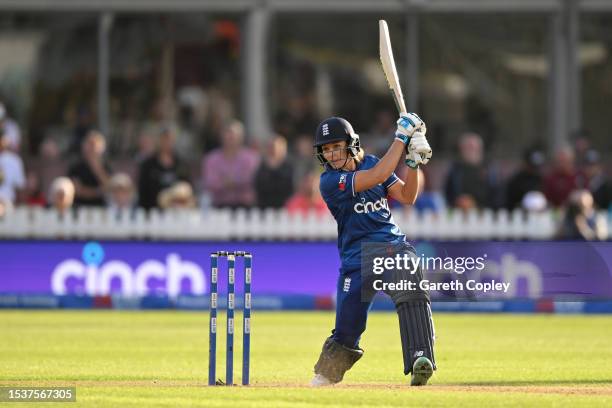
[355,140,405,193]
[400,168,419,205]
[371,140,406,184]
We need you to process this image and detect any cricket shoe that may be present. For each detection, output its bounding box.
[310,374,333,387]
[410,356,433,386]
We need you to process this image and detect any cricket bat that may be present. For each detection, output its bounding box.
[379,20,407,114]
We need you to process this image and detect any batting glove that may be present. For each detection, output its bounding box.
[405,131,432,168]
[405,149,421,170]
[395,112,424,144]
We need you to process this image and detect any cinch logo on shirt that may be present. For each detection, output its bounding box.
[354,197,390,215]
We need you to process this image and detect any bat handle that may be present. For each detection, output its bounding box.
[394,94,407,114]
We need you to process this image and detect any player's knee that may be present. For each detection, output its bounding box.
[314,337,364,383]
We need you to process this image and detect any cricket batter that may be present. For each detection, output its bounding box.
[311,113,436,386]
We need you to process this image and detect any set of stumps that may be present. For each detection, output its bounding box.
[208,251,252,386]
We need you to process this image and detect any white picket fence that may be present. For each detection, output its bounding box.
[0,206,609,241]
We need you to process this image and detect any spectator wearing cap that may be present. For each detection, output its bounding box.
[505,148,545,210]
[202,120,260,209]
[138,125,191,210]
[67,130,112,207]
[0,127,25,206]
[543,145,578,208]
[254,135,294,208]
[0,102,21,152]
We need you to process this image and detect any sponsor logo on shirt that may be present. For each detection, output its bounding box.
[338,174,347,191]
[354,197,390,215]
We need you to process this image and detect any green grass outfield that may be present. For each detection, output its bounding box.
[1,311,612,407]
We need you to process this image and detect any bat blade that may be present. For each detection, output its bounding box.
[379,20,407,114]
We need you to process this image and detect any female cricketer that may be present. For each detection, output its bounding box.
[311,113,436,386]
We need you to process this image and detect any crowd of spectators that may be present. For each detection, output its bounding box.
[0,99,329,218]
[0,98,611,241]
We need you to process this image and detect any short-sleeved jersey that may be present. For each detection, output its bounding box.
[320,154,407,273]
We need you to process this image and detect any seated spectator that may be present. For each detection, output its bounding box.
[108,173,135,214]
[202,120,260,208]
[444,132,500,209]
[48,177,75,215]
[578,149,612,211]
[138,124,191,210]
[506,148,545,210]
[68,130,112,207]
[24,170,46,207]
[543,145,577,207]
[158,181,197,210]
[285,171,327,216]
[556,189,607,240]
[254,135,294,208]
[0,127,25,206]
[0,101,21,152]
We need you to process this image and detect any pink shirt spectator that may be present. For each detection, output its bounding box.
[203,147,260,207]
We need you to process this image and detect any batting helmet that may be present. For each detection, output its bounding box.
[313,117,361,166]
